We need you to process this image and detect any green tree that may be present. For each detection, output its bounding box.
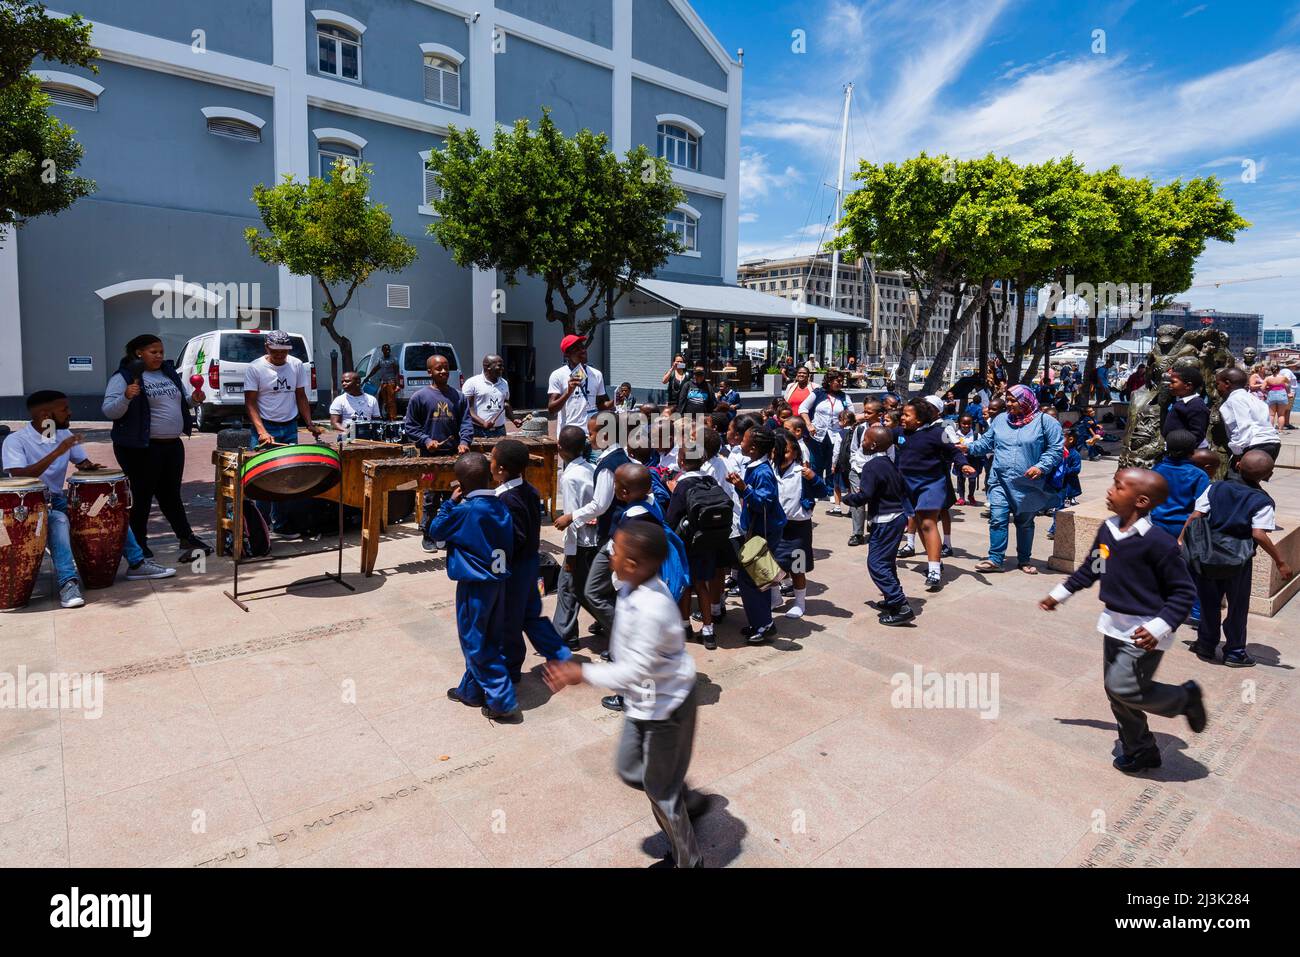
[426,110,685,338]
[0,0,98,236]
[245,160,419,373]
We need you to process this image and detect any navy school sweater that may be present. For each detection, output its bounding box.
[425,492,513,583]
[1163,395,1210,444]
[842,455,910,520]
[1204,481,1274,539]
[1062,518,1196,627]
[497,479,543,565]
[893,422,967,479]
[592,446,632,544]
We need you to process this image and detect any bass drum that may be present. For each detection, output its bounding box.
[0,478,49,610]
[241,444,342,502]
[66,470,131,590]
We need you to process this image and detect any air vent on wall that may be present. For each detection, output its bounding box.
[207,117,260,142]
[43,85,97,110]
[386,284,411,309]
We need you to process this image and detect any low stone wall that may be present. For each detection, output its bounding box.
[1276,431,1300,470]
[1049,495,1300,618]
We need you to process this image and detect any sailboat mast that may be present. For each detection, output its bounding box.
[824,82,853,366]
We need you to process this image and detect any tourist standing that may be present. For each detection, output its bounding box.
[662,355,688,408]
[363,343,401,420]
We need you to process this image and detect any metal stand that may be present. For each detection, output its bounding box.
[223,448,355,612]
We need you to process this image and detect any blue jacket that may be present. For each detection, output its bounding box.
[404,384,472,453]
[967,413,1065,516]
[107,358,193,448]
[1151,458,1210,534]
[426,492,512,582]
[611,497,689,601]
[740,460,786,544]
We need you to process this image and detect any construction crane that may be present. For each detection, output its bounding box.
[1187,274,1286,289]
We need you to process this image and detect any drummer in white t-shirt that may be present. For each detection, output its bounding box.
[329,372,382,435]
[242,330,323,449]
[463,354,522,438]
[547,335,610,433]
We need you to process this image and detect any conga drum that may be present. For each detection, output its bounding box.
[241,444,342,502]
[0,478,49,610]
[66,470,131,589]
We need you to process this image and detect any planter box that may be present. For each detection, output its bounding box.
[763,373,783,396]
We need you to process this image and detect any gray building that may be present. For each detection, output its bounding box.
[1141,303,1264,358]
[0,0,742,416]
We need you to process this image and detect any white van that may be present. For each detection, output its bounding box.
[354,341,461,414]
[178,330,318,431]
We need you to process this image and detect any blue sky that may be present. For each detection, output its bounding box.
[692,0,1300,325]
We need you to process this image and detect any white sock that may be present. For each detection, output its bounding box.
[928,561,941,575]
[943,534,952,548]
[905,533,916,548]
[794,588,806,608]
[771,588,783,608]
[702,624,714,636]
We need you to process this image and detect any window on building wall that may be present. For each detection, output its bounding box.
[657,123,700,171]
[318,23,361,81]
[41,83,97,110]
[207,117,261,143]
[665,209,698,252]
[423,54,460,109]
[423,164,443,206]
[319,143,360,179]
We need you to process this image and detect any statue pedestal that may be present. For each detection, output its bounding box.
[1276,430,1300,470]
[1049,495,1300,618]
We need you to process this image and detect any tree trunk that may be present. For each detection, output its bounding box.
[320,309,354,373]
[1009,273,1030,381]
[923,282,989,395]
[977,295,991,379]
[894,277,944,391]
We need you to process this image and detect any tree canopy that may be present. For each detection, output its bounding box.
[245,161,418,373]
[425,109,685,338]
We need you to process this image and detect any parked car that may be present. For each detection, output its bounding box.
[178,330,317,432]
[354,341,462,414]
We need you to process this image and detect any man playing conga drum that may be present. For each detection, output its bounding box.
[3,391,173,608]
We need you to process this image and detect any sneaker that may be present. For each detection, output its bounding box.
[897,543,916,559]
[1183,681,1207,734]
[58,579,85,609]
[847,534,864,547]
[1113,749,1162,774]
[126,559,176,581]
[1223,651,1256,668]
[447,687,484,707]
[866,600,896,612]
[780,582,794,596]
[421,536,439,553]
[726,585,741,598]
[956,497,966,507]
[272,529,303,542]
[967,498,980,507]
[879,605,917,627]
[925,569,943,592]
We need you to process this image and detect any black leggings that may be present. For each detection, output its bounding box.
[113,440,195,546]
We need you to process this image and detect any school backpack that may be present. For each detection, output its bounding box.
[675,474,734,551]
[223,499,272,559]
[1183,515,1255,580]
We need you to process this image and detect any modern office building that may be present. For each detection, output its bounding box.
[1262,324,1300,349]
[738,252,1030,369]
[1141,302,1264,357]
[0,0,743,415]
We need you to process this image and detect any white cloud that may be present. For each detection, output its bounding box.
[739,147,801,203]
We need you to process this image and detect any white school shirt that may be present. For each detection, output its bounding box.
[2,424,88,494]
[569,445,623,528]
[243,355,309,422]
[1193,486,1276,531]
[329,391,380,425]
[462,373,510,428]
[547,363,607,432]
[1048,517,1177,650]
[1218,389,1279,455]
[776,460,812,521]
[703,453,742,538]
[559,458,598,555]
[580,576,696,721]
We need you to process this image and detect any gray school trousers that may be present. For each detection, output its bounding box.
[848,466,866,538]
[554,545,600,642]
[1103,636,1188,756]
[616,683,702,868]
[583,546,617,635]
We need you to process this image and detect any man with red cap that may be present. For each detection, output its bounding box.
[548,335,610,434]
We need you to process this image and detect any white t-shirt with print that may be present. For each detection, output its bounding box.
[547,363,607,432]
[329,391,380,425]
[462,373,511,428]
[243,355,309,422]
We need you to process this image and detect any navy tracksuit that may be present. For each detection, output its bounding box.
[497,479,572,681]
[426,492,516,712]
[843,455,912,609]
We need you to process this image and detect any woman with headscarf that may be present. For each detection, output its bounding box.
[962,384,1064,575]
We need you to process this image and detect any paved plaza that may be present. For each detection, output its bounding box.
[2,426,1298,869]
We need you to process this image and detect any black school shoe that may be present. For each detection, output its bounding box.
[481,705,523,724]
[879,605,916,627]
[897,543,916,558]
[925,569,943,591]
[847,534,864,547]
[1113,749,1162,774]
[601,694,624,712]
[1223,651,1256,668]
[741,622,777,645]
[447,688,484,708]
[1183,681,1207,734]
[565,636,581,652]
[1189,643,1217,663]
[940,544,953,559]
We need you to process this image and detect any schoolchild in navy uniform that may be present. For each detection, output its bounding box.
[553,425,601,651]
[894,398,967,592]
[666,444,731,649]
[1182,450,1294,667]
[725,426,786,645]
[428,454,521,723]
[843,426,915,625]
[772,430,829,620]
[555,414,630,640]
[953,414,982,506]
[1162,367,1210,446]
[490,440,573,683]
[1040,468,1206,773]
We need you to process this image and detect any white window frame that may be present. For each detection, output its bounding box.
[314,129,365,179]
[666,203,701,257]
[314,13,364,84]
[656,114,704,172]
[420,43,464,110]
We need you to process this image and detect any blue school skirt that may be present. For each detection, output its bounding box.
[774,518,815,573]
[904,471,955,512]
[687,549,718,586]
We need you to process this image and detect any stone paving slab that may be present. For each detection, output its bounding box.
[1,429,1297,868]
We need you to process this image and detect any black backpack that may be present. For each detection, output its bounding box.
[676,475,733,551]
[1183,515,1254,580]
[223,500,272,560]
